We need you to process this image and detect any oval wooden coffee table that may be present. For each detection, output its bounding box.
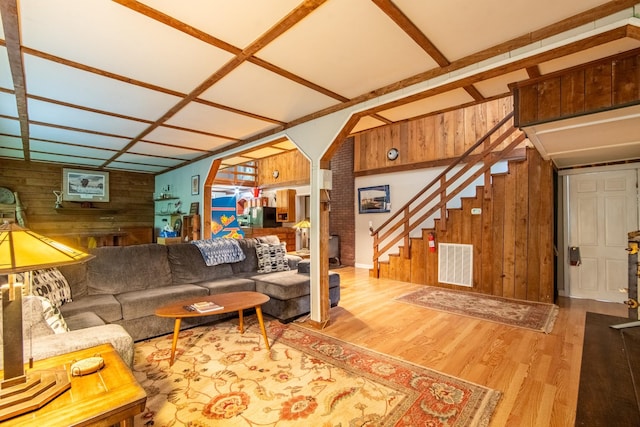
[155,291,271,365]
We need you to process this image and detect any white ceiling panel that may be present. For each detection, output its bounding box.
[243,146,284,159]
[257,0,438,99]
[116,153,184,167]
[273,139,297,151]
[351,116,387,134]
[107,162,166,173]
[166,102,277,140]
[130,142,204,159]
[551,144,640,168]
[20,0,234,93]
[29,125,131,150]
[0,135,23,149]
[30,140,115,159]
[139,0,303,49]
[0,117,20,136]
[524,105,640,168]
[0,92,18,117]
[24,55,180,121]
[144,126,233,151]
[474,70,530,98]
[538,38,640,75]
[0,46,13,89]
[27,99,149,137]
[200,62,338,122]
[0,148,25,160]
[29,152,105,167]
[221,156,253,166]
[396,0,609,62]
[378,89,474,122]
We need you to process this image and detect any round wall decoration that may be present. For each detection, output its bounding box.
[0,187,15,204]
[387,148,399,161]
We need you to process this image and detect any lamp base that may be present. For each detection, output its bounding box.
[0,368,70,422]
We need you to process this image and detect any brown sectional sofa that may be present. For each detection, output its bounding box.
[3,236,340,367]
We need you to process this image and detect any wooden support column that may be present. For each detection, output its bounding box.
[319,189,331,322]
[306,163,332,329]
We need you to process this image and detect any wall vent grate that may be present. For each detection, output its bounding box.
[438,243,473,287]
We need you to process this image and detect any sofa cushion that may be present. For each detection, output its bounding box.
[253,270,340,300]
[166,243,233,284]
[65,311,106,330]
[59,294,123,323]
[87,244,172,295]
[58,263,88,298]
[256,243,290,273]
[116,284,208,320]
[30,267,72,308]
[231,238,260,274]
[194,277,256,295]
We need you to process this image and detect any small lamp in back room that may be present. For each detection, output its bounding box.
[0,221,95,421]
[293,219,311,254]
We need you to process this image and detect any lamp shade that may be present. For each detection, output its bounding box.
[293,219,311,229]
[0,222,95,274]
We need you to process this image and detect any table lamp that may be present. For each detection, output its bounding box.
[293,219,311,253]
[0,221,95,421]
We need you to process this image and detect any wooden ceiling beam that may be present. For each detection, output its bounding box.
[372,0,450,67]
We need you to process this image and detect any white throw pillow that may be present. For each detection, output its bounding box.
[31,268,72,308]
[256,243,290,273]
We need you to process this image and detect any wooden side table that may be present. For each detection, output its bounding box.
[1,343,146,426]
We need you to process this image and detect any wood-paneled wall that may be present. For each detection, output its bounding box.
[382,148,555,302]
[255,150,310,187]
[0,159,154,247]
[353,96,520,173]
[514,48,640,126]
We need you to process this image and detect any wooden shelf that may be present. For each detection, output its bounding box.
[153,197,179,202]
[55,207,120,214]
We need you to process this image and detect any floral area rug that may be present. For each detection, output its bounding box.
[133,317,501,426]
[396,286,559,333]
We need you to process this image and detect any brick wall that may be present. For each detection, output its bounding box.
[329,137,355,266]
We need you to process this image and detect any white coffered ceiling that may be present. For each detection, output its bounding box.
[1,0,639,174]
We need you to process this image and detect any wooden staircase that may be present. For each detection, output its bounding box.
[370,112,554,303]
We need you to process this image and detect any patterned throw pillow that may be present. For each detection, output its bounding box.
[256,243,290,273]
[38,296,69,334]
[31,268,72,308]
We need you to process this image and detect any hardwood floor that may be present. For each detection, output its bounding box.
[300,267,629,427]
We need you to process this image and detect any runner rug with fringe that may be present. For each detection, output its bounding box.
[396,286,559,333]
[133,317,501,426]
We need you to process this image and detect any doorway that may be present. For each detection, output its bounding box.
[565,168,639,302]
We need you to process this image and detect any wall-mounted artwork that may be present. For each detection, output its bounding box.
[191,175,200,195]
[358,185,390,214]
[62,168,109,203]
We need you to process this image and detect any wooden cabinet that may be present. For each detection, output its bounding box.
[242,227,296,251]
[182,214,201,241]
[276,189,296,222]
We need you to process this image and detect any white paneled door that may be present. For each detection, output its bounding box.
[568,169,638,302]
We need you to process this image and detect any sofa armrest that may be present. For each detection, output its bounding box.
[286,254,302,269]
[29,324,134,367]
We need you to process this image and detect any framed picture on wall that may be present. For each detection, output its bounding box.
[358,185,390,214]
[62,168,110,202]
[191,175,200,195]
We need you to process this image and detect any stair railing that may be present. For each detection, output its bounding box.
[370,111,526,276]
